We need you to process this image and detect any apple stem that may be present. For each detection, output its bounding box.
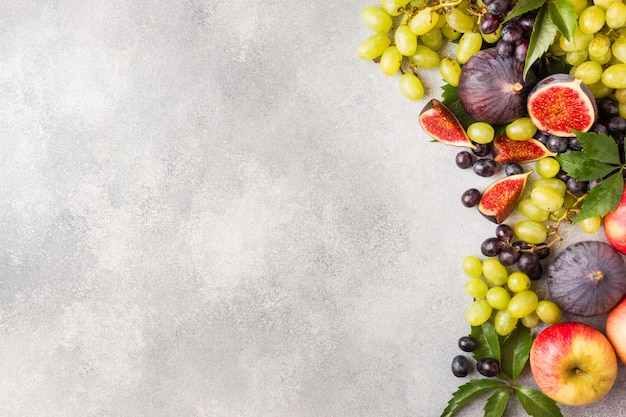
[575,368,584,376]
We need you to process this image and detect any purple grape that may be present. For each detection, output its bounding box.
[546,135,570,153]
[501,24,523,42]
[477,357,500,377]
[481,237,504,257]
[504,163,524,176]
[499,246,520,266]
[517,251,539,273]
[461,188,482,207]
[472,143,492,157]
[496,40,514,57]
[514,39,529,62]
[458,336,477,352]
[495,224,514,242]
[473,158,498,177]
[452,355,470,377]
[480,13,502,35]
[456,151,474,169]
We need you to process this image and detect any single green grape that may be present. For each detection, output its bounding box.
[379,45,403,76]
[518,198,550,222]
[439,57,461,87]
[494,309,518,336]
[482,258,509,286]
[462,255,483,278]
[619,102,626,118]
[514,220,548,245]
[587,79,615,97]
[465,277,489,299]
[466,299,493,326]
[486,286,511,310]
[567,49,589,66]
[590,49,613,65]
[456,32,482,64]
[589,33,611,57]
[593,0,622,10]
[441,24,461,40]
[602,63,626,89]
[520,311,540,328]
[579,215,602,233]
[569,0,589,14]
[420,28,443,52]
[410,7,439,36]
[395,24,418,56]
[575,60,604,85]
[507,271,531,293]
[579,6,606,34]
[531,186,565,212]
[536,300,563,324]
[612,38,626,64]
[535,157,561,178]
[606,2,626,28]
[357,33,392,60]
[616,88,626,103]
[532,177,567,195]
[549,206,568,222]
[379,0,403,16]
[481,25,501,43]
[445,7,475,33]
[410,45,440,68]
[505,117,537,140]
[507,290,539,319]
[559,29,594,52]
[399,73,424,101]
[361,6,393,33]
[467,122,494,144]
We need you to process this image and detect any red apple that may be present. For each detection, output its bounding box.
[604,185,626,255]
[606,296,626,365]
[530,321,617,406]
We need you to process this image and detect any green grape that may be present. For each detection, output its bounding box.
[482,25,501,43]
[616,88,626,103]
[579,6,606,34]
[560,30,594,52]
[456,32,482,64]
[602,63,626,89]
[619,102,626,118]
[441,24,461,40]
[357,33,392,60]
[536,300,563,324]
[486,286,511,310]
[506,118,537,140]
[532,177,567,195]
[518,198,550,222]
[379,0,403,16]
[507,271,531,293]
[420,28,443,51]
[549,206,568,222]
[445,7,475,33]
[606,2,626,28]
[590,49,613,64]
[587,79,615,97]
[507,290,539,319]
[514,220,548,245]
[575,60,604,85]
[439,57,461,87]
[567,49,589,66]
[612,38,626,64]
[467,122,494,144]
[410,45,440,68]
[410,7,439,36]
[482,258,508,286]
[466,299,493,326]
[531,186,565,212]
[361,6,393,33]
[520,311,540,328]
[379,45,403,76]
[579,215,602,233]
[535,157,561,178]
[589,33,611,57]
[395,24,418,56]
[395,0,411,6]
[550,41,568,57]
[462,255,483,278]
[399,73,424,100]
[569,0,589,14]
[465,277,489,298]
[494,309,518,336]
[593,0,622,10]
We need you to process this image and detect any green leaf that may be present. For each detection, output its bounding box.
[483,388,511,417]
[574,130,622,165]
[548,0,578,42]
[556,152,618,181]
[440,84,477,130]
[523,4,558,79]
[470,322,501,363]
[576,171,624,222]
[503,0,546,23]
[499,325,533,382]
[514,386,563,417]
[440,379,507,417]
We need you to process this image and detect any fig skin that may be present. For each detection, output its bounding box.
[458,48,537,125]
[527,74,598,137]
[419,99,476,148]
[547,241,626,317]
[478,171,530,223]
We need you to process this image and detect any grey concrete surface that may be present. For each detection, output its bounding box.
[2,1,626,416]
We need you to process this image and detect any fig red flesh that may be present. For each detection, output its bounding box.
[478,171,531,224]
[493,135,557,164]
[419,99,476,148]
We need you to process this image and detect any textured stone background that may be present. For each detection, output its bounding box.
[2,1,626,416]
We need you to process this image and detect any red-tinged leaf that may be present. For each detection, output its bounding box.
[440,379,507,417]
[514,386,563,417]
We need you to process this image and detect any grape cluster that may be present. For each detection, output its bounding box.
[480,4,537,63]
[462,255,563,336]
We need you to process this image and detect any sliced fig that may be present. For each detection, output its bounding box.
[457,48,537,125]
[419,99,476,149]
[493,134,557,164]
[527,74,598,137]
[547,240,626,317]
[478,171,531,224]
